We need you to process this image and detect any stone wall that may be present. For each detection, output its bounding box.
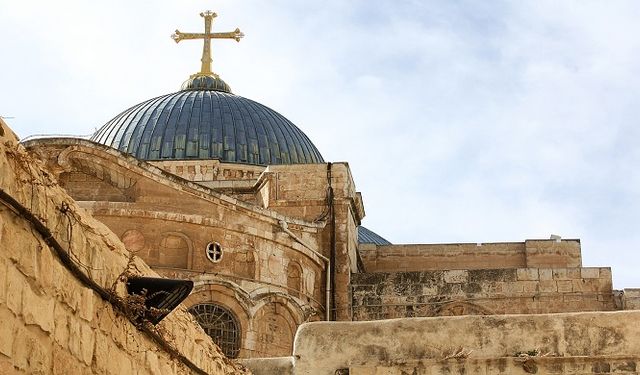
[290,311,640,375]
[351,267,614,320]
[25,138,330,358]
[623,288,640,310]
[200,161,365,322]
[348,356,639,374]
[360,239,581,273]
[0,119,247,374]
[27,138,367,329]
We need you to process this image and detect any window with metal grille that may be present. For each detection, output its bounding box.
[189,303,241,358]
[206,242,222,263]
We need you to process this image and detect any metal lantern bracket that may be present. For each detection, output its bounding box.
[126,276,194,325]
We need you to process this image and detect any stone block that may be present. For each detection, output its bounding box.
[68,318,82,361]
[612,360,637,372]
[79,321,95,365]
[6,263,23,314]
[12,326,51,373]
[53,303,70,348]
[599,267,612,279]
[1,219,34,278]
[517,268,539,281]
[37,243,56,290]
[78,288,95,322]
[596,278,613,293]
[419,272,442,285]
[539,280,557,293]
[485,281,504,294]
[552,269,568,280]
[350,367,383,375]
[146,351,162,375]
[571,279,585,292]
[0,307,16,357]
[563,294,584,303]
[583,278,611,293]
[581,268,600,279]
[22,284,54,333]
[440,283,464,297]
[0,257,6,306]
[538,268,553,281]
[565,360,588,372]
[566,268,581,279]
[52,263,81,311]
[381,295,406,305]
[68,318,95,365]
[557,280,573,293]
[158,357,177,375]
[591,361,611,373]
[94,334,111,372]
[95,333,132,374]
[503,282,524,294]
[624,288,640,298]
[0,358,14,375]
[52,343,85,375]
[521,281,538,293]
[443,270,468,284]
[460,282,481,295]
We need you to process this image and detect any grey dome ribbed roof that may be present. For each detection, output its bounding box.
[91,90,324,165]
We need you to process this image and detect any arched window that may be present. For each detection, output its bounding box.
[189,303,241,358]
[159,233,189,268]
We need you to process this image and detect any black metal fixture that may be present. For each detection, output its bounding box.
[126,276,193,325]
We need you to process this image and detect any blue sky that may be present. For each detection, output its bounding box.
[1,1,640,288]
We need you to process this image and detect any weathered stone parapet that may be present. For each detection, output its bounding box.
[237,357,294,375]
[360,239,581,273]
[351,267,615,320]
[524,239,582,268]
[291,311,640,375]
[360,242,526,273]
[622,288,640,310]
[349,356,639,375]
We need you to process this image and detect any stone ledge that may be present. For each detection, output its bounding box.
[293,310,640,375]
[238,356,294,375]
[349,355,638,375]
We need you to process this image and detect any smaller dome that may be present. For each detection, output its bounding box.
[182,74,232,93]
[358,226,391,245]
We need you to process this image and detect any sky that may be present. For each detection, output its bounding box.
[1,1,640,288]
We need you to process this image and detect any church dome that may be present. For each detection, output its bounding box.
[91,10,324,166]
[90,88,324,165]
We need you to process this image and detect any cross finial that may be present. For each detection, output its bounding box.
[172,10,244,77]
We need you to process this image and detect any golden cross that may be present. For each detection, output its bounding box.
[172,11,244,76]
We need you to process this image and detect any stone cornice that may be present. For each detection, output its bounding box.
[24,137,324,229]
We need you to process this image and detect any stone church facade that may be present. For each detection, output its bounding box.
[12,10,640,372]
[24,135,364,358]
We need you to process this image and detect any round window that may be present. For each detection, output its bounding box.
[206,242,223,263]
